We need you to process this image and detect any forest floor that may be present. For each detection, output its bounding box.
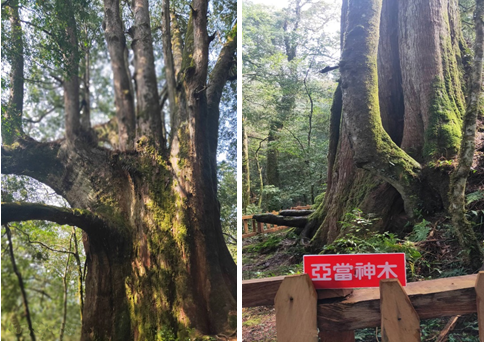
[241,228,481,342]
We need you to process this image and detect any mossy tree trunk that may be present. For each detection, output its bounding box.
[1,0,236,339]
[310,0,482,265]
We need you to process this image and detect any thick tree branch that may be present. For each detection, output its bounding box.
[1,138,64,188]
[252,213,309,228]
[1,202,108,235]
[207,24,237,109]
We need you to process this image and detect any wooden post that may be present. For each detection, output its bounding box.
[274,274,318,342]
[243,219,249,234]
[380,279,420,342]
[476,271,484,342]
[257,221,264,233]
[252,219,257,233]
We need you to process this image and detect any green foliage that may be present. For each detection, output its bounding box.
[338,208,379,233]
[321,232,422,278]
[245,235,284,254]
[1,222,84,340]
[242,0,339,211]
[407,219,431,242]
[466,190,484,205]
[218,162,237,261]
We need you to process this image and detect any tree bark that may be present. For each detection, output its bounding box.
[279,210,314,216]
[131,0,163,147]
[102,0,136,150]
[2,0,24,145]
[448,0,484,264]
[311,0,479,253]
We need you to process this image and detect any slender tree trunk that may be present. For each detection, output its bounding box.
[72,228,84,321]
[59,235,72,341]
[5,225,36,341]
[243,119,251,212]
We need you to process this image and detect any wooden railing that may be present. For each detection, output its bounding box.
[242,205,312,238]
[242,272,484,342]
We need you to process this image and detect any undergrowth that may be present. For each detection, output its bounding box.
[242,206,482,342]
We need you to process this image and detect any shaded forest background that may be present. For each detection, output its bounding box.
[242,0,340,213]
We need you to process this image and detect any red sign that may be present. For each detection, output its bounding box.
[303,253,406,289]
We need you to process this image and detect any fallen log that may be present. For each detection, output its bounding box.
[279,209,314,216]
[252,214,308,228]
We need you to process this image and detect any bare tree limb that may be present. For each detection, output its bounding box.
[24,107,57,123]
[1,137,64,187]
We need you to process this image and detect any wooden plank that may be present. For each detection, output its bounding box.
[275,274,318,341]
[476,271,484,342]
[242,215,253,220]
[243,219,249,234]
[317,274,478,331]
[380,279,420,342]
[319,330,355,342]
[242,275,352,308]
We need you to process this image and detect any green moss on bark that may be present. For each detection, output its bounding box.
[424,79,462,159]
[121,141,194,340]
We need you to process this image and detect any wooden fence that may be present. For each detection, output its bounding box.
[242,272,484,342]
[242,205,312,238]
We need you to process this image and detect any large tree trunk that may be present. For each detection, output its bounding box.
[1,0,237,339]
[310,0,482,264]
